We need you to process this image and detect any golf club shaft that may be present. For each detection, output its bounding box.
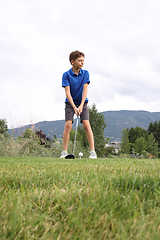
[73,115,79,155]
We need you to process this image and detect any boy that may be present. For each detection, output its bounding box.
[60,50,97,159]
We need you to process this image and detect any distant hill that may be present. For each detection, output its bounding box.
[8,110,160,142]
[102,110,160,142]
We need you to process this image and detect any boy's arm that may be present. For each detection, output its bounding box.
[65,86,79,115]
[78,83,89,114]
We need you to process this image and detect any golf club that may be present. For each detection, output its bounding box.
[65,115,79,159]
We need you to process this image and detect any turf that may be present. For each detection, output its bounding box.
[0,157,160,239]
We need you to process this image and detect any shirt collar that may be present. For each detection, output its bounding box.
[70,68,82,76]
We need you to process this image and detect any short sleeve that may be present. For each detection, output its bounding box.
[62,72,69,88]
[84,70,90,85]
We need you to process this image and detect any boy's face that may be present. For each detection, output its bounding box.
[71,56,84,69]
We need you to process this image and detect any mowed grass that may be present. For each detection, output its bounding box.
[0,157,160,240]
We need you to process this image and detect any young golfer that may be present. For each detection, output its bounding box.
[60,50,97,159]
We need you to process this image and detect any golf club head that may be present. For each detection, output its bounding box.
[65,154,75,159]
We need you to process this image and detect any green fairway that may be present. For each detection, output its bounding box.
[0,157,160,239]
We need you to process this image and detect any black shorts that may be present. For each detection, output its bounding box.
[65,102,89,123]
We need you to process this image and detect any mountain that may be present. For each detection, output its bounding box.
[8,110,160,142]
[102,110,160,142]
[8,120,65,139]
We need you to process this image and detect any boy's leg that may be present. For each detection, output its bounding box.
[80,103,95,150]
[82,120,94,150]
[63,120,72,150]
[80,104,97,158]
[62,103,75,152]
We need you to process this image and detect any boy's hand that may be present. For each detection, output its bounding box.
[78,104,83,115]
[74,106,80,116]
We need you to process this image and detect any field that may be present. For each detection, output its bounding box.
[0,157,160,240]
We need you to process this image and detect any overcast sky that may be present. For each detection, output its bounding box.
[1,0,160,128]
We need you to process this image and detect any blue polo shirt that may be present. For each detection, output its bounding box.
[62,68,90,104]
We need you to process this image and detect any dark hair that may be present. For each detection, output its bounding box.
[69,51,85,64]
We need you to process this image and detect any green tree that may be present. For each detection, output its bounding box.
[128,126,148,143]
[148,120,160,157]
[0,118,8,135]
[128,127,137,144]
[128,126,148,153]
[157,121,160,149]
[148,121,154,135]
[121,128,130,154]
[134,137,147,155]
[78,103,107,157]
[153,121,158,139]
[147,133,159,158]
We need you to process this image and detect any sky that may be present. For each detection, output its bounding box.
[1,0,160,128]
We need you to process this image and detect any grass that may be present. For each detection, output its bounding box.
[0,157,160,239]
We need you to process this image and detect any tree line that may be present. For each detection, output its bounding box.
[121,121,160,158]
[1,107,160,158]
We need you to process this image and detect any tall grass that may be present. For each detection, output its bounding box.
[0,157,160,239]
[0,133,90,158]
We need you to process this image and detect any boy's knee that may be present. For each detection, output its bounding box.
[83,120,91,132]
[64,121,72,132]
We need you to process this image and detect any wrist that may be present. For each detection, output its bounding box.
[80,102,84,107]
